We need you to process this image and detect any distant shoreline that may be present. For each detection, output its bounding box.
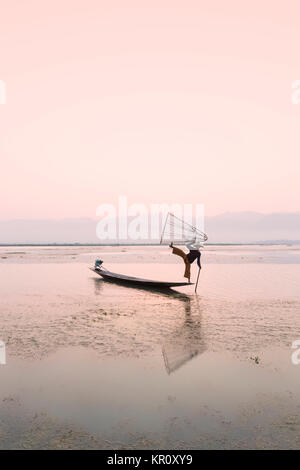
[0,242,299,247]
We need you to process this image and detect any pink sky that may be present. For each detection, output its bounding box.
[0,0,299,219]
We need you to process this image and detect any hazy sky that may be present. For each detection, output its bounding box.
[0,0,299,219]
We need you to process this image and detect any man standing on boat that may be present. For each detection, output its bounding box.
[169,238,202,283]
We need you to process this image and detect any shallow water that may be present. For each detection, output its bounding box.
[0,245,299,449]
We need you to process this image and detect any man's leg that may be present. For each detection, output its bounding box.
[184,261,191,282]
[171,246,186,260]
[170,245,190,281]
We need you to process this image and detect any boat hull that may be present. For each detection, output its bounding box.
[90,268,193,288]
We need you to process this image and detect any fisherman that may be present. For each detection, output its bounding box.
[169,238,202,283]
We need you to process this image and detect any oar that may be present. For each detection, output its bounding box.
[195,266,201,293]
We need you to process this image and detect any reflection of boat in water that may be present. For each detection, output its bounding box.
[162,296,206,374]
[91,270,205,374]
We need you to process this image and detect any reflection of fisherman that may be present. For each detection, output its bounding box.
[169,238,202,283]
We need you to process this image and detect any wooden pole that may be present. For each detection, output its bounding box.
[195,266,201,293]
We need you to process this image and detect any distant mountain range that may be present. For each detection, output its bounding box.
[0,212,299,244]
[205,211,300,243]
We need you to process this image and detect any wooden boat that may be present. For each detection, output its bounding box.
[90,266,193,289]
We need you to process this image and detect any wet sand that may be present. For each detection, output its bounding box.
[0,245,299,449]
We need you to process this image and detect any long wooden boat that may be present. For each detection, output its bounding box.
[90,266,193,289]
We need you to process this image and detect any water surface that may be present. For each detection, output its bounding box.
[0,245,299,449]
